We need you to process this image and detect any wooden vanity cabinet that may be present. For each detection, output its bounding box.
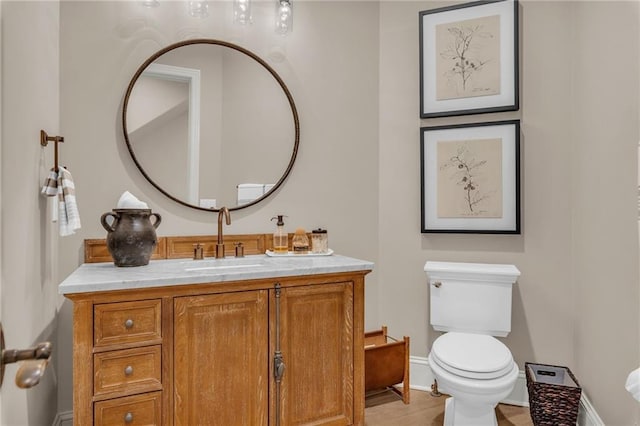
[67,271,368,426]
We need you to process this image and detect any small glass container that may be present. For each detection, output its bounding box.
[311,228,328,254]
[292,228,310,254]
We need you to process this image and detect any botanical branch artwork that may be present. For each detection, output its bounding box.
[437,138,503,218]
[435,14,501,101]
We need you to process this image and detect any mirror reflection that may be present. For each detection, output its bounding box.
[123,40,299,211]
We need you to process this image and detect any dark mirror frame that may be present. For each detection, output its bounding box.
[122,38,300,212]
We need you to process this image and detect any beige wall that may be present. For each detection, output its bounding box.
[379,1,639,424]
[1,1,60,424]
[1,0,636,424]
[571,2,639,423]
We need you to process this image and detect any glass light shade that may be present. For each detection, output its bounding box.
[275,0,292,35]
[234,0,252,25]
[188,1,209,18]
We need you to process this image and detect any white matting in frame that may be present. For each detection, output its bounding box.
[420,0,519,118]
[421,120,520,233]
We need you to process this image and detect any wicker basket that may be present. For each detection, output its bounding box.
[525,362,581,426]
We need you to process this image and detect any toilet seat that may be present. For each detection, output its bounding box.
[431,332,514,380]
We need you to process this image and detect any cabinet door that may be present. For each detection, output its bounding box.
[174,290,269,426]
[274,282,354,426]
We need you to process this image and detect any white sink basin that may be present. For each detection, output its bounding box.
[180,258,265,272]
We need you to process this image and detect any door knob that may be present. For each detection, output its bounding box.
[0,322,52,389]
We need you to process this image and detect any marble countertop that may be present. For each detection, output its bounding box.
[58,254,374,295]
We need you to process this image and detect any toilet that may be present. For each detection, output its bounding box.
[424,261,521,426]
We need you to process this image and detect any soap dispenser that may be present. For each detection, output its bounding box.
[271,215,288,253]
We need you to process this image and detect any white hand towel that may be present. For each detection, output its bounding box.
[237,183,265,204]
[41,169,58,196]
[57,167,81,236]
[117,191,149,209]
[49,197,59,223]
[41,168,59,222]
[626,368,640,402]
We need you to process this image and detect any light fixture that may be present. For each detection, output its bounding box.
[234,0,252,25]
[275,0,293,35]
[142,0,291,30]
[188,1,209,18]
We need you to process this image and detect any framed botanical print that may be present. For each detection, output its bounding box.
[421,120,520,233]
[419,0,519,118]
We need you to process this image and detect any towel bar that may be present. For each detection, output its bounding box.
[40,129,65,172]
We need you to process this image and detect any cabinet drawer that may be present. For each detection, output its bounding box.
[94,346,162,398]
[95,300,162,347]
[94,391,162,426]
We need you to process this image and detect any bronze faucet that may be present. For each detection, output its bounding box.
[215,207,231,258]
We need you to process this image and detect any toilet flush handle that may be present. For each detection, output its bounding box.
[432,281,442,288]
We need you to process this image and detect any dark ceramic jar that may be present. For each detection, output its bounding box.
[100,209,161,267]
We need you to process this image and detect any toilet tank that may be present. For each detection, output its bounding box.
[424,261,520,337]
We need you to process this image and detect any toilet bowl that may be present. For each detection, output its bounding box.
[428,332,519,426]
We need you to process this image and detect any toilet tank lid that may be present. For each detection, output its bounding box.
[424,261,520,283]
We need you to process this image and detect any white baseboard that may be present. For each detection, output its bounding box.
[409,356,603,426]
[52,410,72,426]
[409,355,434,392]
[577,393,605,426]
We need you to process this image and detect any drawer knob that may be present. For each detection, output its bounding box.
[433,281,442,288]
[124,365,133,376]
[124,412,133,423]
[124,319,134,329]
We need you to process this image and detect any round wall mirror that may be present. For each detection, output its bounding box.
[122,39,300,212]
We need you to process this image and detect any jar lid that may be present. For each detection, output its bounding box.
[312,228,327,233]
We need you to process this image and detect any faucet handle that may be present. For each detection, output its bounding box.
[235,243,244,258]
[193,243,204,260]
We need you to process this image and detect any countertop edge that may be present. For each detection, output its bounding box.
[58,255,375,295]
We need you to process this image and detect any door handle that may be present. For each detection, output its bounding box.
[0,322,52,389]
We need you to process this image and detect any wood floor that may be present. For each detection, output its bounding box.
[365,389,533,426]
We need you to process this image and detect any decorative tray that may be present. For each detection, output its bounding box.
[265,249,334,257]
